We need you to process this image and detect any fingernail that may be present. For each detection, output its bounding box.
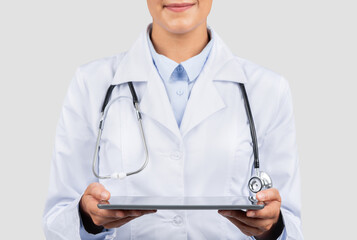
[101,192,109,199]
[247,211,255,217]
[257,193,265,201]
[133,212,141,217]
[219,210,228,216]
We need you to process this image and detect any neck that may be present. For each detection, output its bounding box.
[150,22,210,63]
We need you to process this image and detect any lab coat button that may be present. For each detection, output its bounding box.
[172,215,183,226]
[176,90,184,96]
[177,65,184,72]
[170,151,182,160]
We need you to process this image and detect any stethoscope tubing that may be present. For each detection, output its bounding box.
[92,93,149,179]
[93,82,262,180]
[238,83,260,170]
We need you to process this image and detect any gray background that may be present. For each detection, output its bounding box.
[1,0,356,239]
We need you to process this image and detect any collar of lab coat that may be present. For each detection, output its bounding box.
[111,24,247,138]
[112,24,247,85]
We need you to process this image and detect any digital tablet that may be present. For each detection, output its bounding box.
[98,196,264,210]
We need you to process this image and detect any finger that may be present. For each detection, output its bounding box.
[91,209,156,220]
[256,188,281,202]
[90,209,128,219]
[224,216,263,236]
[246,201,280,219]
[86,182,111,201]
[219,210,273,229]
[89,209,133,226]
[91,209,157,226]
[120,210,157,218]
[102,210,157,229]
[219,210,246,219]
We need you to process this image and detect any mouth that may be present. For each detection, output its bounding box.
[164,2,196,13]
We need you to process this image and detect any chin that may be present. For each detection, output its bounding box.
[161,19,201,35]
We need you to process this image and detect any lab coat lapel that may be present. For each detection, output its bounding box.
[179,68,225,137]
[140,70,181,138]
[111,28,181,139]
[180,28,247,137]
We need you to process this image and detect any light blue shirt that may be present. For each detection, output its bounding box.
[44,25,301,240]
[147,28,213,127]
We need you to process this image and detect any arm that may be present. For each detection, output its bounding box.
[220,77,303,239]
[42,68,115,239]
[258,77,303,239]
[43,68,156,239]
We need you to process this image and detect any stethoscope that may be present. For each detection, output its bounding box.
[92,82,272,196]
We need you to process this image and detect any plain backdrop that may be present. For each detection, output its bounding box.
[1,0,356,239]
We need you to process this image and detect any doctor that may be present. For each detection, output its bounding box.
[43,0,303,239]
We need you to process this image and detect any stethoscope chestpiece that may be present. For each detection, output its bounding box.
[248,171,272,194]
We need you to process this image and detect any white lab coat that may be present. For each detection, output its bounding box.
[43,25,303,240]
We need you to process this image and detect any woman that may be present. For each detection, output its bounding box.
[43,1,303,239]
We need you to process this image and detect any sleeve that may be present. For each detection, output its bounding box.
[259,77,304,240]
[42,68,115,239]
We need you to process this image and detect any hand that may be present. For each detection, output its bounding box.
[79,183,156,233]
[218,188,283,240]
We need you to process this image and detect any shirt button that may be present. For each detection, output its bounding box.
[172,215,183,226]
[170,151,182,160]
[177,65,183,72]
[176,90,184,96]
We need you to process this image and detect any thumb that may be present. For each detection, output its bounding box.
[87,182,111,201]
[256,188,281,202]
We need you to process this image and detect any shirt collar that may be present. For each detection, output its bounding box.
[111,24,247,86]
[147,37,178,83]
[147,24,213,83]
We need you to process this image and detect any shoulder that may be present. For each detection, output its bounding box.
[236,56,290,106]
[66,52,128,113]
[237,57,288,92]
[75,52,127,86]
[234,56,293,133]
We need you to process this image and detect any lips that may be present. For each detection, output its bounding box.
[164,2,196,12]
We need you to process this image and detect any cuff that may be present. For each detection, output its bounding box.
[78,201,115,240]
[248,228,285,240]
[249,211,285,240]
[43,196,83,239]
[79,217,115,240]
[280,208,304,240]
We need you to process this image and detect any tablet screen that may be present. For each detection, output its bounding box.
[98,196,264,210]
